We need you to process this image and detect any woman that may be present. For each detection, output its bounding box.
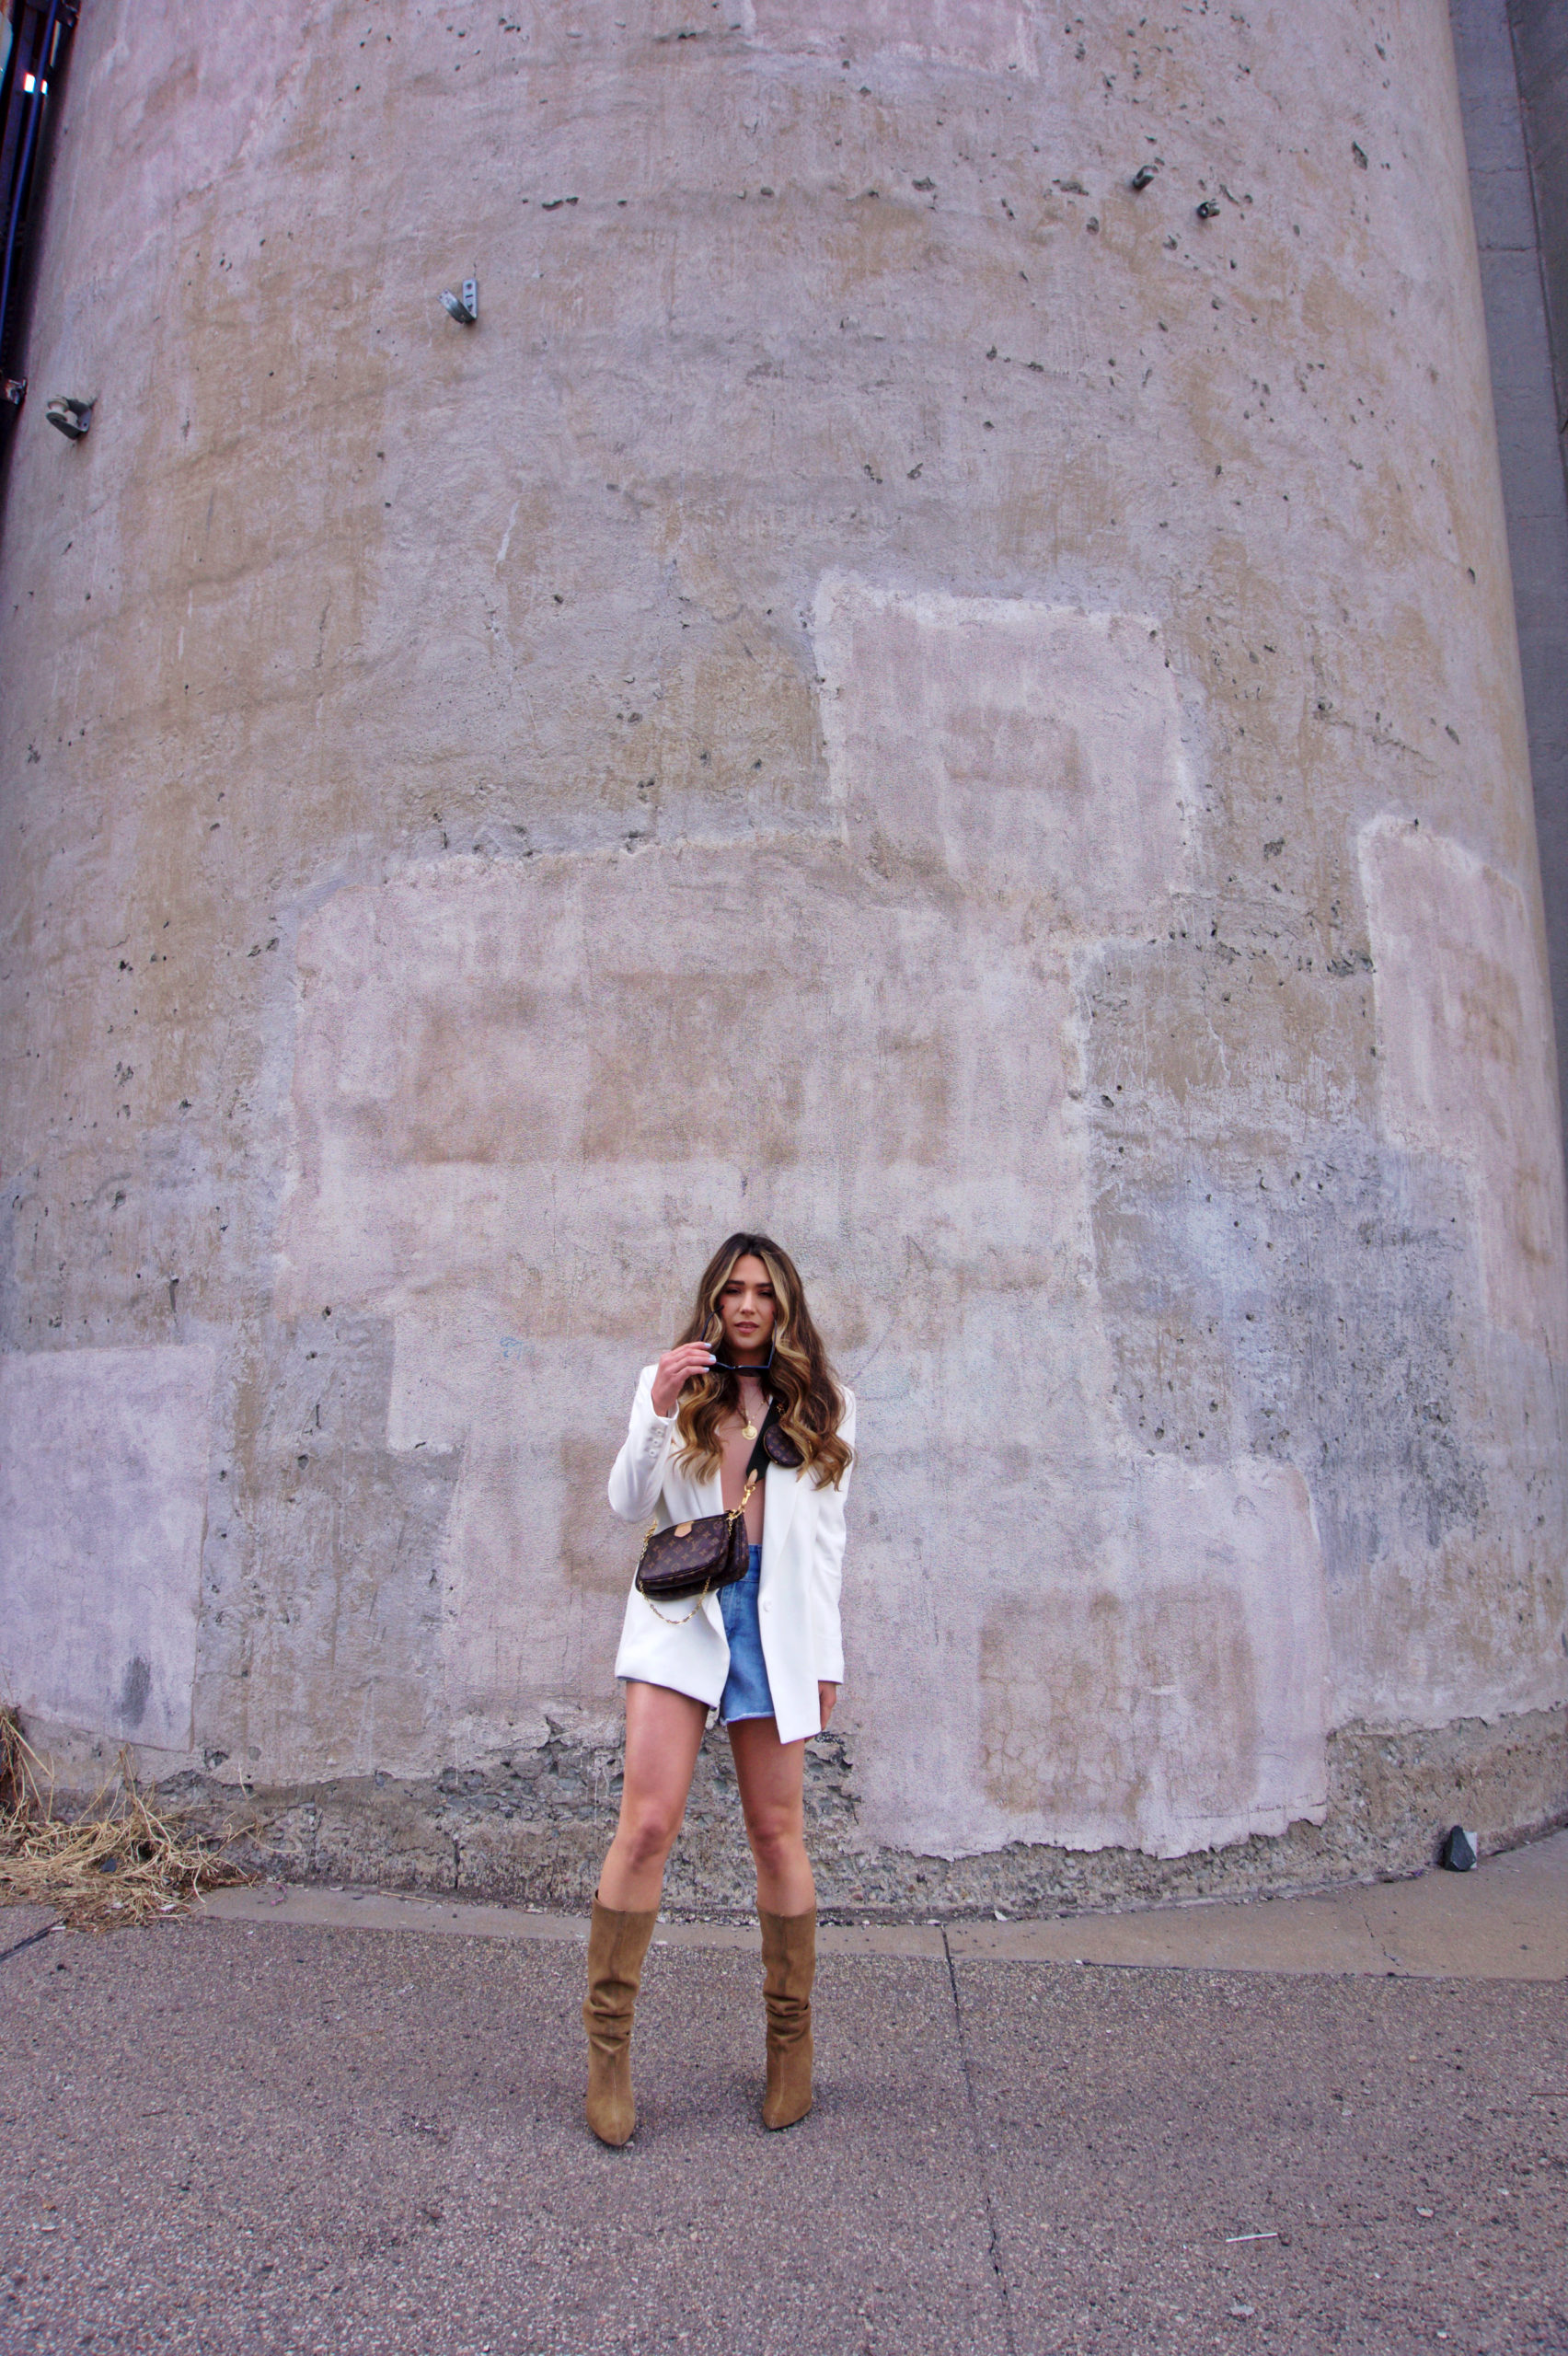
[584,1232,856,2146]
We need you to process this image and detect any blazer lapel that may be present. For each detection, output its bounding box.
[762,1458,801,1564]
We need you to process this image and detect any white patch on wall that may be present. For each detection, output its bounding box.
[1359,816,1568,1359]
[0,1346,215,1754]
[740,0,1037,76]
[814,574,1190,926]
[853,1449,1330,1861]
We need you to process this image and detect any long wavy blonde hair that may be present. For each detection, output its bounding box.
[673,1232,852,1490]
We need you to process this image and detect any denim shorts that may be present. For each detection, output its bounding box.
[718,1544,775,1726]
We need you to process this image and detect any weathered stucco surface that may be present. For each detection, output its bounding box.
[0,0,1563,1908]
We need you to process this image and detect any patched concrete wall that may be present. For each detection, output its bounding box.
[0,0,1564,1911]
[0,1345,215,1753]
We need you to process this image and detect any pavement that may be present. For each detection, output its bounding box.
[2,1837,1565,2356]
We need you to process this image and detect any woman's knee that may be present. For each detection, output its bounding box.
[745,1813,804,1874]
[618,1796,683,1865]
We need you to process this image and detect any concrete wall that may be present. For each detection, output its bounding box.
[1,0,1564,1912]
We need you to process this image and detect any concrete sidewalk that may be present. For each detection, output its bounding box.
[195,1827,1568,1981]
[3,1842,1565,2355]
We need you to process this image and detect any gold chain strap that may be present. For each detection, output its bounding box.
[642,1589,710,1628]
[640,1471,758,1626]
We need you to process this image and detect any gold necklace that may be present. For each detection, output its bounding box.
[735,1372,767,1440]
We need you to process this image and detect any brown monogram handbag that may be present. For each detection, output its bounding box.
[635,1405,803,1619]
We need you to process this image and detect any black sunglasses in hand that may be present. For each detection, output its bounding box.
[705,1333,776,1377]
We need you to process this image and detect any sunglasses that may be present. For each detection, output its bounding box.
[705,1332,776,1377]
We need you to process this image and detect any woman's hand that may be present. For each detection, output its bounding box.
[818,1682,838,1731]
[650,1341,716,1418]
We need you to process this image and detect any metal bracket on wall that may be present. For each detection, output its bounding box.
[441,278,478,325]
[43,390,89,438]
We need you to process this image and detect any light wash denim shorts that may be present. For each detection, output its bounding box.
[718,1544,775,1725]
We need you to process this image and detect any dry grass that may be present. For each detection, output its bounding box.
[0,1708,256,1932]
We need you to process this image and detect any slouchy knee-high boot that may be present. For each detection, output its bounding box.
[760,1904,816,2130]
[582,1898,658,2146]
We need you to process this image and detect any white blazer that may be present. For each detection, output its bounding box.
[608,1365,856,1747]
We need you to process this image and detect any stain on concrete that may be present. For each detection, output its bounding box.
[117,1654,153,1731]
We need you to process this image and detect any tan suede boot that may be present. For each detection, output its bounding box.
[760,1903,816,2130]
[582,1897,658,2146]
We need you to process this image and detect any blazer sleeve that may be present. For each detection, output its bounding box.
[606,1364,678,1524]
[809,1387,856,1686]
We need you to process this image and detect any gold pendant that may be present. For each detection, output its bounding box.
[742,1418,757,1439]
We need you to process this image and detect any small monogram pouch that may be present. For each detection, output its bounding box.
[635,1403,799,1613]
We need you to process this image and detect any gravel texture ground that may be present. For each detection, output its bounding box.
[1,1898,1564,2356]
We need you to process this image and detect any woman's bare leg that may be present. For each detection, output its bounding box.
[595,1680,709,1913]
[728,1716,814,1915]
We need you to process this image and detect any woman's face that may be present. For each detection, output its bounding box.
[716,1254,778,1362]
